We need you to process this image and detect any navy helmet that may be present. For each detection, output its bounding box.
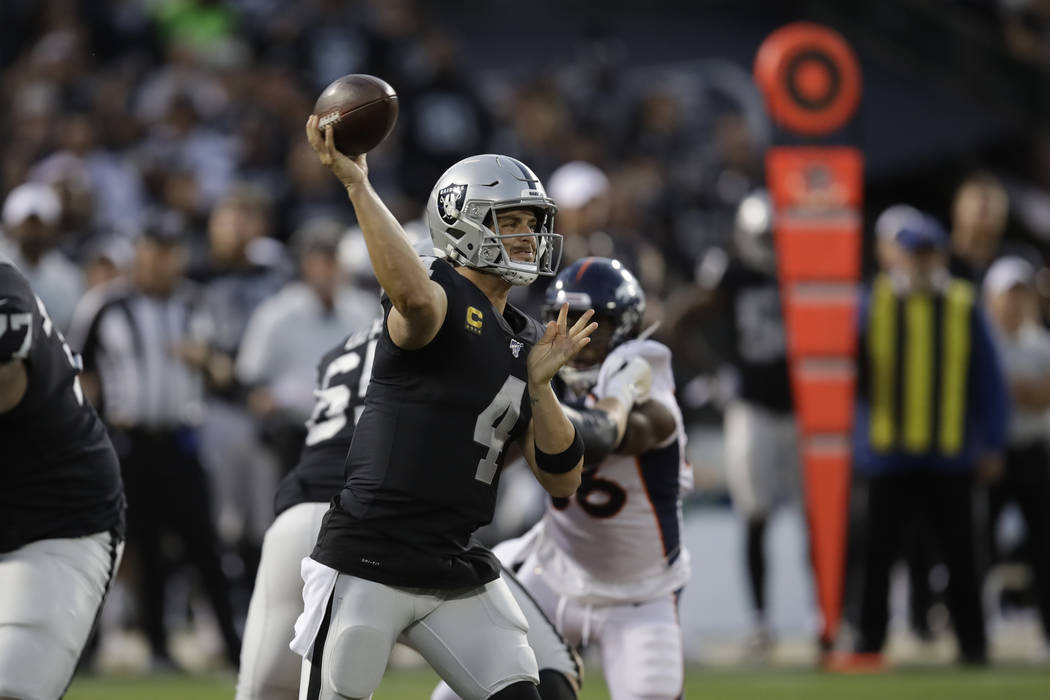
[543,256,646,351]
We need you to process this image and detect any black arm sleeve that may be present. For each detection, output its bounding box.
[562,404,620,467]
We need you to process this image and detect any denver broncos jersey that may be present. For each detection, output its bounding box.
[311,256,546,588]
[540,339,691,604]
[0,260,124,553]
[273,318,383,517]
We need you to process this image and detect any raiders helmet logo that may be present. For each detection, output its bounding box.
[437,184,467,225]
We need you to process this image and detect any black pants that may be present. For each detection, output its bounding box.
[857,469,986,661]
[118,428,241,665]
[986,441,1050,642]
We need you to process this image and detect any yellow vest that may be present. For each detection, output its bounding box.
[867,274,974,456]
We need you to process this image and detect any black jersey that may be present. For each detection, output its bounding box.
[273,318,383,517]
[720,262,792,413]
[312,257,545,588]
[0,261,124,553]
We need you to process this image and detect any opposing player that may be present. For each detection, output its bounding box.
[237,317,581,700]
[0,257,125,699]
[437,257,691,700]
[294,117,617,699]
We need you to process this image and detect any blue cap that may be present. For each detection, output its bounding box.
[895,214,947,252]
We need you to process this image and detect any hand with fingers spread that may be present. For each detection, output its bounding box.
[528,303,598,389]
[304,114,369,191]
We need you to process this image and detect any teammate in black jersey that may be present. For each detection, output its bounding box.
[664,189,800,655]
[291,118,605,700]
[237,319,581,700]
[0,258,125,699]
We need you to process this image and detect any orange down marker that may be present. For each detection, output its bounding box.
[754,22,863,654]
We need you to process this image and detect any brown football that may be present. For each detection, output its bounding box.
[312,74,398,156]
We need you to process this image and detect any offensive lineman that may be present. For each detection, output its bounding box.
[436,257,691,700]
[294,118,648,699]
[0,257,125,700]
[237,318,581,699]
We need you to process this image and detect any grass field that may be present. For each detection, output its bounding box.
[65,666,1050,700]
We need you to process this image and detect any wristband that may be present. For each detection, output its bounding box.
[535,427,584,474]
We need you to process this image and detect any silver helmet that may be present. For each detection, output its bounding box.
[733,188,776,275]
[425,154,562,286]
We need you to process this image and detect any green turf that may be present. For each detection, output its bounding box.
[65,667,1050,699]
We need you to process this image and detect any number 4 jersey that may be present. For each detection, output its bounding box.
[311,256,545,589]
[0,260,124,553]
[538,339,692,604]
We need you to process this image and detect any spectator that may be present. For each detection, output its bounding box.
[235,218,380,467]
[982,255,1050,650]
[0,182,83,331]
[193,184,288,573]
[949,173,1009,283]
[853,214,1009,665]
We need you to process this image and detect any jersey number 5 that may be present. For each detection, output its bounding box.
[473,376,526,485]
[304,338,377,446]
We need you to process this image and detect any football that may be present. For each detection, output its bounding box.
[312,74,399,156]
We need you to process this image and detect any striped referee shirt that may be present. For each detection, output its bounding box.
[67,279,209,430]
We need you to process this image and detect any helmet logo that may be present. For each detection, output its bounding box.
[437,184,467,225]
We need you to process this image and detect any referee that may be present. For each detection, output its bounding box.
[67,213,241,670]
[853,214,1009,664]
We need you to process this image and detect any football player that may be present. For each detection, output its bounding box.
[296,118,636,699]
[237,318,581,700]
[665,189,799,653]
[0,257,125,699]
[435,257,691,700]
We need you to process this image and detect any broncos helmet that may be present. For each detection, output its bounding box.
[543,257,646,393]
[426,154,562,286]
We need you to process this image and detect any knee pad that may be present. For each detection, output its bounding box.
[623,623,683,699]
[326,625,392,699]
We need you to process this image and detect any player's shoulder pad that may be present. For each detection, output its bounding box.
[422,253,458,286]
[603,339,676,396]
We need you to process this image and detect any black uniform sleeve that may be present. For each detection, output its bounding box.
[562,404,620,466]
[378,256,462,351]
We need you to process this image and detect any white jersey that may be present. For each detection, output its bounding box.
[538,339,692,605]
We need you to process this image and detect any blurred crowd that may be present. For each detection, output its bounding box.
[5,0,1050,673]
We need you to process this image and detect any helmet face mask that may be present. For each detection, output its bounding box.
[427,155,562,286]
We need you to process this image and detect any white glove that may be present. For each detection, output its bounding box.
[600,357,652,411]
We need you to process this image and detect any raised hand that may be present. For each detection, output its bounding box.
[304,114,368,190]
[528,303,597,388]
